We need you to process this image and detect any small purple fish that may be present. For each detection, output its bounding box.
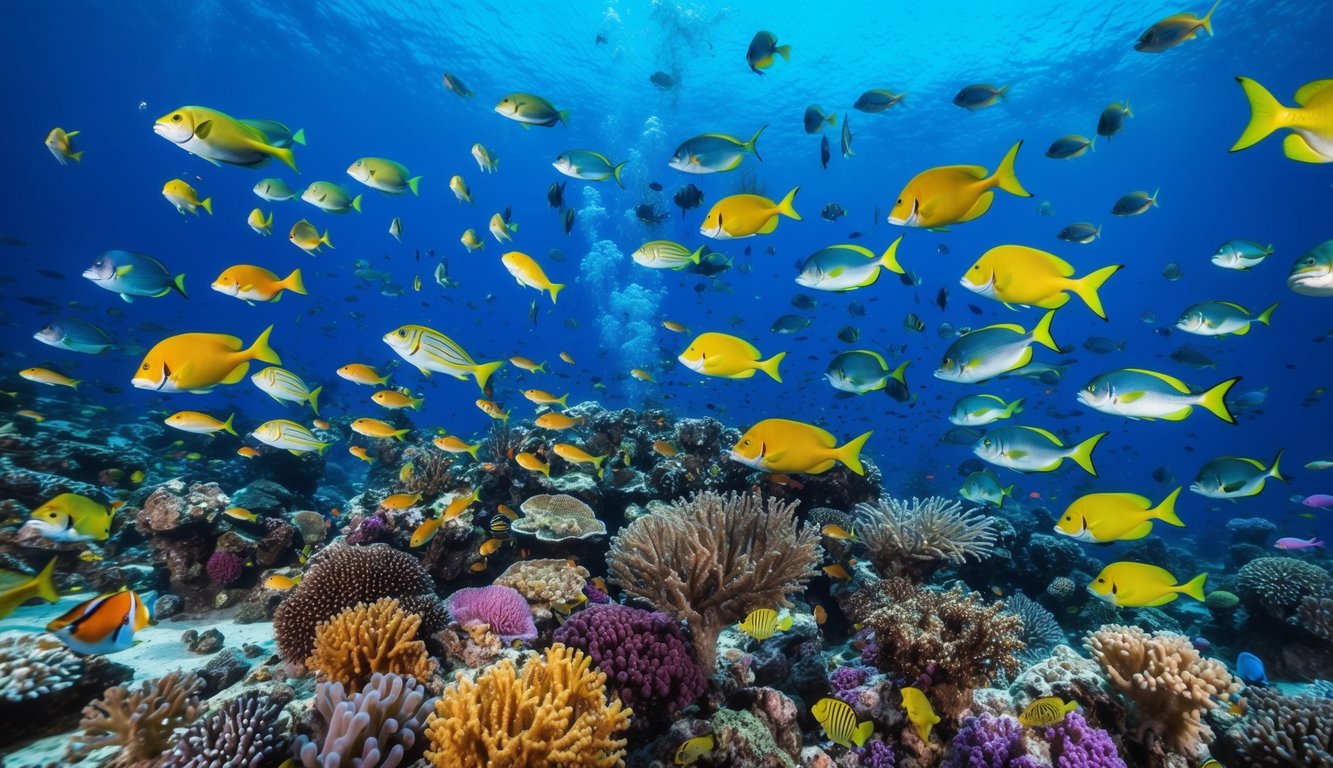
[1300,494,1333,509]
[1274,536,1325,550]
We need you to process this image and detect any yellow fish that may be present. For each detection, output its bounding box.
[501,251,564,304]
[133,325,280,393]
[20,367,81,389]
[730,418,871,476]
[289,219,333,254]
[523,389,568,407]
[821,524,858,542]
[535,412,584,431]
[47,587,152,654]
[399,462,415,482]
[438,488,480,521]
[164,411,236,435]
[960,245,1122,320]
[247,207,273,236]
[154,105,301,171]
[382,324,504,392]
[351,417,410,441]
[372,389,424,410]
[1055,488,1184,543]
[653,440,677,457]
[476,399,510,421]
[700,188,800,239]
[449,175,473,204]
[349,445,375,463]
[410,516,443,548]
[489,213,518,243]
[0,558,59,619]
[663,320,688,333]
[211,265,306,304]
[346,157,421,196]
[630,368,655,382]
[461,228,485,252]
[553,443,605,477]
[560,351,576,365]
[899,687,940,742]
[479,537,509,557]
[1018,697,1079,727]
[24,493,112,542]
[1230,77,1333,163]
[811,697,874,748]
[515,452,552,477]
[433,435,481,460]
[738,608,793,641]
[472,143,499,173]
[162,179,213,215]
[887,140,1030,229]
[509,356,546,373]
[678,332,785,381]
[1134,0,1220,53]
[1088,562,1207,608]
[380,493,423,510]
[45,127,83,165]
[263,573,301,591]
[674,734,715,766]
[223,507,258,523]
[337,363,388,386]
[237,446,260,459]
[251,419,332,455]
[251,366,322,415]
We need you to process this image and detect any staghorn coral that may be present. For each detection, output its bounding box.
[607,490,821,672]
[513,493,608,541]
[446,585,538,643]
[273,543,447,663]
[164,690,291,768]
[307,598,436,692]
[69,670,205,765]
[855,495,998,580]
[1084,625,1239,758]
[1212,687,1333,767]
[495,558,589,610]
[848,577,1025,718]
[295,672,436,768]
[424,644,631,768]
[1237,556,1331,622]
[1005,591,1067,664]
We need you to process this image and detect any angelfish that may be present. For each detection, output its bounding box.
[47,588,153,654]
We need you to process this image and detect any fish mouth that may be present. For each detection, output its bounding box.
[678,354,704,373]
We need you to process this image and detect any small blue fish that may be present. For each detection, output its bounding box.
[1236,651,1268,686]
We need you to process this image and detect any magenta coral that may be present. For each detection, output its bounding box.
[205,551,243,586]
[446,585,538,643]
[1039,712,1126,768]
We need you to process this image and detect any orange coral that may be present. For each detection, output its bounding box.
[424,644,631,768]
[307,597,436,692]
[68,670,204,766]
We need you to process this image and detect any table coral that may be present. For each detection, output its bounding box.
[307,597,437,692]
[513,493,608,541]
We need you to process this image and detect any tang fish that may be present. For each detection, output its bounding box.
[973,426,1106,476]
[824,351,908,396]
[45,127,83,165]
[960,245,1122,320]
[853,89,907,112]
[950,394,1024,426]
[1190,451,1286,499]
[887,141,1029,229]
[1019,697,1079,727]
[301,181,362,214]
[668,127,766,174]
[133,326,280,393]
[745,31,791,74]
[795,237,905,291]
[34,318,115,354]
[1055,488,1184,543]
[1135,0,1220,52]
[494,92,569,127]
[83,250,187,303]
[501,251,564,303]
[553,149,627,187]
[289,219,333,254]
[729,418,871,476]
[1088,562,1207,608]
[678,332,785,381]
[1175,301,1277,336]
[737,608,792,641]
[211,265,306,304]
[253,177,297,201]
[154,105,301,171]
[24,493,112,542]
[935,311,1059,383]
[346,157,421,195]
[1077,369,1239,423]
[700,188,800,239]
[899,687,940,742]
[959,470,1013,508]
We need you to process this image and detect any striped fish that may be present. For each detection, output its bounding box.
[251,419,333,455]
[47,587,151,654]
[251,366,322,415]
[738,608,793,640]
[1018,696,1079,726]
[811,697,874,748]
[382,324,504,392]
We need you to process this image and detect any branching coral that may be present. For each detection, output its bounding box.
[847,577,1024,718]
[164,690,291,768]
[1212,687,1333,767]
[307,598,436,692]
[1083,624,1239,757]
[607,490,821,671]
[424,644,631,768]
[273,543,447,663]
[69,670,205,765]
[295,672,437,768]
[855,495,998,580]
[0,632,84,704]
[942,713,1041,767]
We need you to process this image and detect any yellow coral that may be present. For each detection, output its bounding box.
[425,643,631,768]
[307,597,436,692]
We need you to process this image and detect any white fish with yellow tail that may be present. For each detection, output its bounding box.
[501,251,564,304]
[973,425,1106,476]
[489,213,518,243]
[449,175,472,203]
[1175,301,1277,336]
[162,179,212,215]
[1190,450,1286,499]
[251,418,332,455]
[346,157,421,196]
[632,241,705,270]
[471,143,498,172]
[382,324,504,391]
[83,249,187,303]
[1076,368,1238,423]
[251,366,322,415]
[553,150,628,188]
[934,310,1059,384]
[796,237,906,291]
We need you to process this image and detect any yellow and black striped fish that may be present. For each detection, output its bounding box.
[489,514,513,536]
[811,697,874,748]
[1018,696,1078,727]
[738,608,793,641]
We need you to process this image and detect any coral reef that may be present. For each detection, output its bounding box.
[1005,591,1067,664]
[294,672,437,768]
[1238,556,1332,621]
[1211,687,1333,767]
[206,549,244,585]
[273,543,447,664]
[424,644,631,767]
[445,584,539,643]
[0,632,132,748]
[1039,711,1127,768]
[607,490,821,671]
[494,558,589,612]
[164,690,292,768]
[942,712,1041,767]
[307,597,437,692]
[69,670,205,766]
[855,495,999,580]
[513,493,608,541]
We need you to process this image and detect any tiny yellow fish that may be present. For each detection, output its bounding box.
[737,608,793,641]
[515,452,552,477]
[813,604,827,625]
[1018,697,1079,727]
[433,435,481,460]
[399,462,415,482]
[164,410,236,436]
[553,443,605,477]
[900,687,940,742]
[821,524,858,542]
[45,127,83,165]
[373,389,424,411]
[523,389,568,407]
[16,409,45,422]
[223,507,258,523]
[410,516,443,548]
[509,356,546,373]
[476,399,510,421]
[263,573,301,591]
[19,367,81,389]
[811,697,873,748]
[662,320,688,333]
[348,445,375,463]
[312,418,330,430]
[479,537,509,557]
[237,446,260,459]
[350,417,410,441]
[247,208,273,236]
[674,734,715,766]
[439,488,480,521]
[652,440,677,457]
[822,563,853,581]
[162,178,213,215]
[560,351,576,365]
[337,363,389,386]
[535,412,583,431]
[0,558,59,620]
[501,251,564,304]
[289,219,333,254]
[630,368,655,382]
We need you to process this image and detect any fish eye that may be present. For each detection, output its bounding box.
[742,440,751,447]
[1086,384,1095,392]
[896,198,902,206]
[982,439,991,446]
[171,113,182,122]
[397,329,407,337]
[141,363,149,370]
[1096,577,1105,583]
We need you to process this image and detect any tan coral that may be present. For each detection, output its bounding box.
[495,558,590,609]
[1084,624,1240,756]
[306,597,437,692]
[424,643,631,768]
[68,670,204,765]
[514,494,607,541]
[855,495,998,580]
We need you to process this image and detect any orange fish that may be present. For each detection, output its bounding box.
[822,564,853,581]
[535,412,584,431]
[813,604,828,625]
[380,493,422,510]
[237,446,260,459]
[433,435,481,459]
[47,587,151,654]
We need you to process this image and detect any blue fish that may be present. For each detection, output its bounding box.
[1235,651,1268,686]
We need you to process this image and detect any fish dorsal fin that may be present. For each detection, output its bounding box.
[979,322,1026,334]
[1217,301,1250,313]
[1295,79,1333,106]
[195,120,213,139]
[1234,457,1266,470]
[1021,426,1064,445]
[1124,368,1190,393]
[861,350,888,367]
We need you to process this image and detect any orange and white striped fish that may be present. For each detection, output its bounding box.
[47,587,152,654]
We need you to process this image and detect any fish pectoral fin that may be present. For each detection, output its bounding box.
[1117,391,1145,403]
[221,363,249,385]
[194,120,213,139]
[1159,407,1193,421]
[115,264,135,277]
[1007,449,1029,459]
[1221,480,1247,493]
[1283,134,1330,164]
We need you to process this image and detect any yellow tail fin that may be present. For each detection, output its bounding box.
[1231,77,1289,152]
[407,176,422,196]
[1031,310,1060,351]
[247,325,282,365]
[1199,0,1221,35]
[1068,432,1107,476]
[308,386,322,417]
[1256,302,1278,326]
[473,360,505,392]
[991,140,1031,197]
[1197,377,1240,424]
[851,721,874,748]
[32,557,60,605]
[1151,487,1185,527]
[1268,448,1287,481]
[880,235,906,274]
[1179,572,1208,602]
[350,195,363,213]
[284,268,307,295]
[746,124,768,160]
[221,413,237,436]
[775,45,792,62]
[320,229,334,249]
[548,283,565,304]
[1072,264,1123,321]
[838,431,873,476]
[612,162,627,189]
[201,197,213,216]
[757,351,786,383]
[777,186,801,220]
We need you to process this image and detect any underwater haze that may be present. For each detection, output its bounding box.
[1,0,1331,766]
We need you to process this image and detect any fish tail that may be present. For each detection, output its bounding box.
[991,140,1031,197]
[558,110,571,126]
[472,360,505,392]
[284,268,308,295]
[264,211,274,228]
[1072,264,1123,321]
[466,444,480,461]
[1269,448,1288,482]
[852,721,874,748]
[1201,0,1220,35]
[70,151,85,163]
[776,44,792,61]
[1256,301,1279,326]
[757,351,786,383]
[1180,572,1208,602]
[880,235,906,274]
[316,440,331,455]
[548,283,566,304]
[1068,432,1107,476]
[777,186,801,220]
[556,393,569,408]
[1031,310,1060,351]
[320,229,334,249]
[612,162,627,189]
[407,176,422,196]
[1003,397,1025,418]
[291,128,307,146]
[1001,485,1015,506]
[1199,377,1240,424]
[30,557,60,605]
[1089,135,1096,153]
[827,112,838,127]
[535,362,548,373]
[777,614,794,631]
[271,144,299,173]
[221,412,237,436]
[1231,77,1289,152]
[838,431,873,476]
[247,325,282,365]
[746,124,768,161]
[1152,487,1186,527]
[1123,98,1132,118]
[890,360,910,385]
[689,245,706,265]
[201,197,213,216]
[172,273,189,299]
[351,195,363,213]
[307,386,322,417]
[996,83,1010,101]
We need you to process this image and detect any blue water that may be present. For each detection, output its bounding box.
[2,0,1329,549]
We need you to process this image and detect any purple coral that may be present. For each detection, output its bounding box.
[445,585,538,643]
[205,551,243,586]
[942,712,1043,768]
[854,739,896,767]
[552,603,706,724]
[1039,712,1126,768]
[829,665,868,701]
